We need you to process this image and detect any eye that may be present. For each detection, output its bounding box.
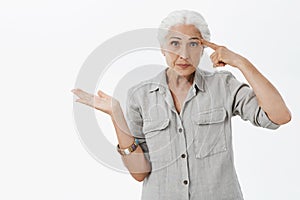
[190,41,199,47]
[170,41,180,47]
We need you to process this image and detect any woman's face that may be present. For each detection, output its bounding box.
[161,24,204,76]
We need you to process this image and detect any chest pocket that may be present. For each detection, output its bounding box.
[192,107,227,159]
[143,118,172,165]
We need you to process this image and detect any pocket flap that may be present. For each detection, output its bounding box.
[192,107,227,125]
[143,119,170,135]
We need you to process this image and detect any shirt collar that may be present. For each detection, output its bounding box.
[149,67,205,93]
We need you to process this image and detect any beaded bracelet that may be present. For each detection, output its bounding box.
[117,138,139,156]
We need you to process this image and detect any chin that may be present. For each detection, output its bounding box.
[175,67,196,76]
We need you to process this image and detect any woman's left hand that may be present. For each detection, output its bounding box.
[201,39,247,68]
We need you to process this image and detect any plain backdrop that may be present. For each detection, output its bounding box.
[1,0,300,199]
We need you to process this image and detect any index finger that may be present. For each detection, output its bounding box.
[201,39,220,50]
[71,88,93,100]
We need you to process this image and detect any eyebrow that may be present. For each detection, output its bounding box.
[189,37,201,40]
[169,36,201,40]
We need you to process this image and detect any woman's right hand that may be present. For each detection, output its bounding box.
[71,88,119,116]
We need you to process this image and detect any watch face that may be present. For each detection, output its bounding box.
[117,141,139,156]
[124,149,130,155]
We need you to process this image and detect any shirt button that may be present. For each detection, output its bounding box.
[181,154,186,158]
[183,180,189,185]
[178,127,183,133]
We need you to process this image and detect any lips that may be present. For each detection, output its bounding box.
[176,64,191,68]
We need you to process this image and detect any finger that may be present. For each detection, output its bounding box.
[71,88,84,96]
[72,89,93,100]
[210,52,217,61]
[75,98,94,108]
[71,88,81,95]
[210,52,218,65]
[218,61,226,67]
[210,52,226,67]
[97,90,109,98]
[201,39,220,50]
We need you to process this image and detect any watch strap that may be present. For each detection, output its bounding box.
[117,138,139,156]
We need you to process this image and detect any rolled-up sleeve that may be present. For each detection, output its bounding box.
[226,73,280,130]
[125,87,150,161]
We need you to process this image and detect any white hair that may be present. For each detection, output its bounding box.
[157,10,211,46]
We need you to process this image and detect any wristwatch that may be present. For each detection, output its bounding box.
[117,138,139,156]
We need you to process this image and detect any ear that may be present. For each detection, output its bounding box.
[161,48,166,56]
[160,46,166,56]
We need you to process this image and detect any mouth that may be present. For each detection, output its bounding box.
[176,63,192,69]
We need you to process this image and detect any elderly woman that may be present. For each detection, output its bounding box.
[72,10,291,200]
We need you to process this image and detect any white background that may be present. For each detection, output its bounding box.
[1,0,300,199]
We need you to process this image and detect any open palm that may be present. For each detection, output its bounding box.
[71,88,117,115]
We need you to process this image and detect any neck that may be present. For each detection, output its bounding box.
[166,68,195,89]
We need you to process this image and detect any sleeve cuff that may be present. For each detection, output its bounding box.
[257,108,281,130]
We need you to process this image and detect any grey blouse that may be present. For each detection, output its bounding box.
[125,67,280,200]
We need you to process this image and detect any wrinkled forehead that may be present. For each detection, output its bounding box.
[166,27,203,41]
[167,34,202,41]
[165,33,202,44]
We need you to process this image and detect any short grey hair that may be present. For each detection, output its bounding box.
[157,10,211,46]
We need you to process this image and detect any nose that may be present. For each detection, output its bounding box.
[179,46,189,59]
